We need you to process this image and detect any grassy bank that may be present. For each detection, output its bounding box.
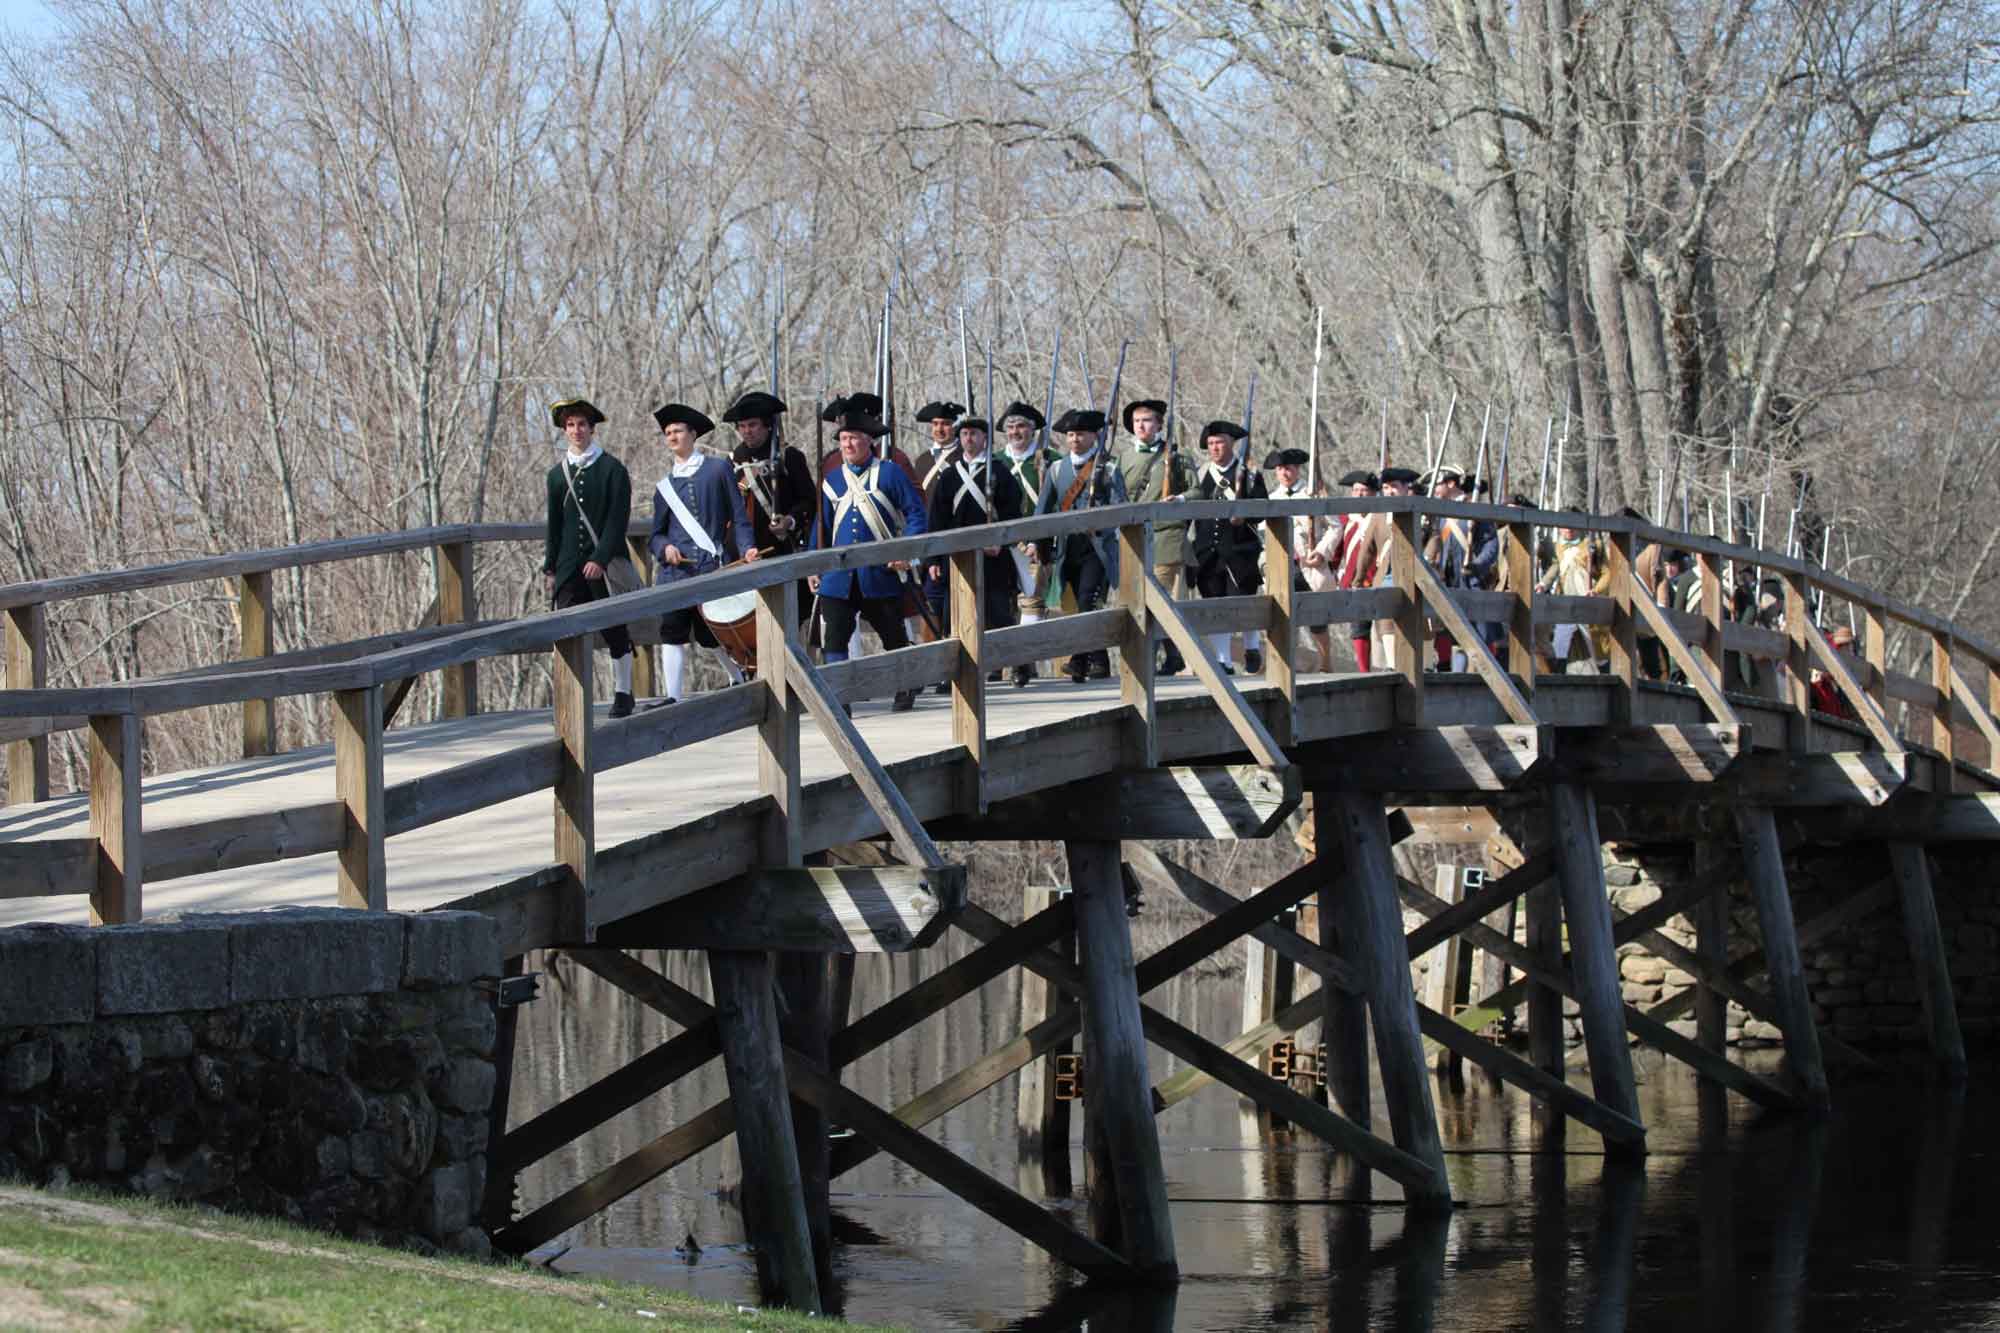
[0,1184,897,1331]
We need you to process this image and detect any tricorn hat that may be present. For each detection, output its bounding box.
[1052,408,1107,435]
[1265,448,1310,468]
[652,403,715,437]
[914,400,965,423]
[956,417,990,436]
[1000,401,1045,430]
[550,397,606,428]
[833,413,890,439]
[820,392,884,424]
[721,391,787,423]
[1380,466,1420,485]
[1122,399,1168,433]
[1200,419,1249,443]
[1338,468,1380,489]
[1422,465,1466,490]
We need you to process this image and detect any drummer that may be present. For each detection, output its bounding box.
[649,402,758,704]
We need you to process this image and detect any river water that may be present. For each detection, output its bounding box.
[512,942,1998,1331]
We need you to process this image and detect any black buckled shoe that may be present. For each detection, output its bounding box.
[1086,652,1111,680]
[1013,665,1034,688]
[892,689,917,712]
[1244,648,1264,675]
[1067,655,1089,684]
[609,692,635,719]
[1159,647,1185,676]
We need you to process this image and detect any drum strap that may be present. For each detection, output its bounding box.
[656,468,722,558]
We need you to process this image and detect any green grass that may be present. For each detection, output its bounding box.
[0,1185,902,1331]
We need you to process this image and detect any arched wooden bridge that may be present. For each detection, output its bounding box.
[1,495,1993,1309]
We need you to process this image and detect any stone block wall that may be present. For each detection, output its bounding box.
[0,907,501,1255]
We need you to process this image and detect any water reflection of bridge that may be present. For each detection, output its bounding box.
[1,496,1990,1313]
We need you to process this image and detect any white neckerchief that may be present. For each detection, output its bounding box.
[1067,444,1099,467]
[1273,478,1307,498]
[1005,440,1038,463]
[564,444,603,469]
[669,450,704,480]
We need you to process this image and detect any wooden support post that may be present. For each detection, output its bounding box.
[1694,841,1729,1056]
[437,541,479,718]
[757,584,802,867]
[7,603,50,804]
[1502,521,1536,691]
[1547,782,1644,1150]
[1784,572,1813,751]
[331,685,385,910]
[1325,791,1451,1208]
[1388,511,1426,724]
[776,952,839,1290]
[1732,805,1830,1112]
[948,548,987,810]
[707,950,822,1313]
[1931,630,1956,791]
[1525,860,1565,1106]
[1887,842,1968,1083]
[1605,530,1637,722]
[480,954,525,1230]
[1422,863,1466,1078]
[1697,551,1725,687]
[625,536,657,701]
[1240,927,1272,1047]
[1015,884,1072,1189]
[1065,841,1177,1278]
[553,635,595,942]
[1268,907,1298,1123]
[1314,801,1370,1127]
[239,571,275,758]
[87,713,142,924]
[1263,518,1296,743]
[1116,523,1156,768]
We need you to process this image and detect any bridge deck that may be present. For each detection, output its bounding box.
[0,673,1226,928]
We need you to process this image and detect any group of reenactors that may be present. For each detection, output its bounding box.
[541,384,1808,716]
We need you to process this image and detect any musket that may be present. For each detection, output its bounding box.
[1093,338,1130,503]
[985,298,997,433]
[1471,402,1492,493]
[1040,330,1062,454]
[769,265,786,461]
[883,282,898,450]
[1377,399,1389,475]
[1494,408,1512,501]
[1164,345,1179,453]
[957,307,973,415]
[1242,369,1258,473]
[1434,392,1460,473]
[1536,415,1553,510]
[1307,307,1324,492]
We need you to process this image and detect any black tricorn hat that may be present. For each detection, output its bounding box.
[1052,408,1107,435]
[1200,419,1249,442]
[652,403,715,437]
[1265,448,1310,468]
[1122,399,1168,433]
[1338,468,1380,489]
[1422,465,1466,490]
[914,400,965,423]
[956,417,990,436]
[550,397,606,428]
[820,392,884,423]
[1000,401,1045,430]
[721,391,787,423]
[1380,466,1420,485]
[832,413,890,439]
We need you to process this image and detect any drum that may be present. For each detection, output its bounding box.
[699,589,760,674]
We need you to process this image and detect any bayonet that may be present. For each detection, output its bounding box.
[958,307,973,417]
[1434,392,1459,473]
[1377,399,1390,475]
[1471,402,1492,495]
[1040,330,1062,454]
[1307,307,1324,492]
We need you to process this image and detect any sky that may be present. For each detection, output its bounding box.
[0,0,60,41]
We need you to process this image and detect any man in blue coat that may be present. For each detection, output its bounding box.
[649,402,758,702]
[810,410,929,711]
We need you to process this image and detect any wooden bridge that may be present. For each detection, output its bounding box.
[1,495,1994,1310]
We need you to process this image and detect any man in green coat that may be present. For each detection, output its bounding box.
[1117,398,1192,674]
[542,397,638,718]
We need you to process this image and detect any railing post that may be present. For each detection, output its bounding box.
[1605,529,1637,724]
[1116,523,1156,769]
[88,713,142,924]
[757,581,803,863]
[238,572,275,757]
[626,535,657,701]
[553,634,596,941]
[1864,600,1890,722]
[333,685,386,910]
[1931,629,1956,791]
[1696,551,1725,688]
[1502,520,1536,695]
[1783,572,1813,751]
[947,549,987,812]
[437,541,479,718]
[6,603,50,803]
[1388,509,1426,725]
[1263,516,1296,745]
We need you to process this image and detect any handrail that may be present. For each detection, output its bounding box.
[0,495,1995,717]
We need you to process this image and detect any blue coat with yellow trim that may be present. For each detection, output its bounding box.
[812,456,930,601]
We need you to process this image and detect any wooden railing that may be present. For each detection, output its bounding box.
[2,496,1994,934]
